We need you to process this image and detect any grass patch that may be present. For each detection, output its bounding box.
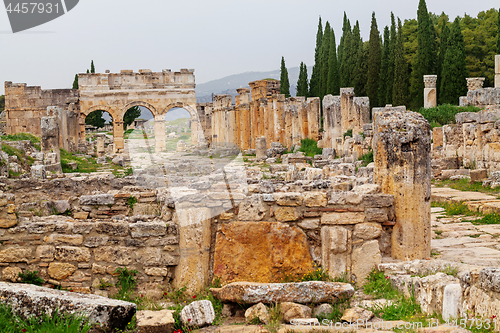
[1,133,40,146]
[2,143,34,167]
[316,299,351,324]
[19,270,44,286]
[112,267,138,302]
[417,104,481,127]
[60,149,99,173]
[432,201,500,225]
[265,303,283,333]
[433,179,500,195]
[358,149,373,167]
[363,270,399,300]
[343,129,353,139]
[299,138,322,157]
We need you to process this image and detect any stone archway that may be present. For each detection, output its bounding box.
[80,105,119,148]
[162,103,203,147]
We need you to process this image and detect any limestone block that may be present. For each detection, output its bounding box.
[48,262,76,280]
[352,240,381,286]
[130,222,166,238]
[95,222,129,236]
[0,247,32,263]
[237,195,267,221]
[44,234,83,245]
[433,127,444,147]
[180,300,215,327]
[340,307,374,323]
[94,246,133,265]
[73,212,89,219]
[364,208,388,222]
[31,165,46,179]
[495,55,500,75]
[321,212,365,225]
[352,184,381,194]
[274,207,299,222]
[52,200,70,214]
[83,237,108,248]
[144,267,170,277]
[245,303,270,324]
[54,246,90,262]
[136,309,175,333]
[36,245,55,261]
[329,191,363,205]
[304,167,323,181]
[212,281,354,304]
[321,226,351,278]
[312,304,333,317]
[361,194,394,208]
[353,223,382,240]
[442,284,462,321]
[0,210,17,228]
[298,219,320,230]
[79,194,115,206]
[136,248,177,267]
[303,192,327,207]
[281,302,312,323]
[2,267,22,282]
[470,169,488,182]
[213,222,313,283]
[441,169,470,180]
[274,192,303,206]
[256,137,267,160]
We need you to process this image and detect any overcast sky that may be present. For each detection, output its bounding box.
[0,0,498,95]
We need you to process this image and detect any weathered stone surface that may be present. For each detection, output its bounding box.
[352,240,381,286]
[0,281,135,331]
[303,192,327,207]
[442,284,461,321]
[321,212,365,225]
[2,267,21,282]
[79,194,115,206]
[136,248,177,266]
[27,222,55,234]
[0,210,17,228]
[136,309,175,333]
[245,303,270,324]
[470,169,488,182]
[0,247,32,263]
[83,236,108,248]
[361,194,394,208]
[131,223,166,238]
[213,222,313,283]
[144,267,170,277]
[74,212,89,219]
[312,304,333,318]
[364,208,388,223]
[35,245,55,261]
[94,246,133,265]
[238,195,267,221]
[274,207,299,222]
[48,262,76,280]
[95,222,130,236]
[352,184,381,194]
[180,300,215,327]
[340,307,373,323]
[321,226,351,278]
[54,246,91,262]
[298,219,320,230]
[353,223,382,240]
[275,192,304,206]
[211,281,354,304]
[53,200,70,214]
[281,302,311,323]
[44,234,83,245]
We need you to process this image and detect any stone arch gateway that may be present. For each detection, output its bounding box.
[78,69,202,152]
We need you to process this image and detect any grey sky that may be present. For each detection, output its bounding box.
[0,0,498,95]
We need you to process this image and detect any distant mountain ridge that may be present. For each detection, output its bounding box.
[195,66,312,103]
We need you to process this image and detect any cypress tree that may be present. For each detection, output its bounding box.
[349,21,362,88]
[309,17,323,97]
[409,0,438,109]
[72,74,79,90]
[497,8,500,53]
[280,57,291,98]
[353,42,369,97]
[393,18,409,107]
[386,13,397,104]
[378,26,390,106]
[440,17,468,105]
[367,12,382,107]
[296,62,309,97]
[319,22,332,99]
[437,21,450,104]
[339,15,352,88]
[90,60,95,73]
[86,69,89,74]
[327,28,340,95]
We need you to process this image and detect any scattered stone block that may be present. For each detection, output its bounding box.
[245,302,269,324]
[281,302,311,323]
[312,303,333,318]
[136,309,175,333]
[1,267,22,282]
[321,212,365,225]
[180,300,215,327]
[340,307,374,323]
[353,223,383,240]
[470,169,488,182]
[442,284,461,321]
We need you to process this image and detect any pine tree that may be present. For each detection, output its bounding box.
[327,28,340,95]
[393,18,409,107]
[72,74,79,90]
[280,57,291,98]
[296,62,309,97]
[339,14,352,88]
[378,26,390,106]
[367,12,382,107]
[437,21,450,104]
[90,60,95,73]
[409,0,438,108]
[319,22,332,100]
[309,17,323,97]
[386,13,397,104]
[440,17,468,105]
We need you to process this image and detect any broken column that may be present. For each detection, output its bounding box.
[40,115,62,173]
[373,107,431,260]
[237,88,251,150]
[466,77,485,92]
[154,115,166,152]
[495,55,500,88]
[340,88,354,135]
[306,97,320,141]
[96,133,106,157]
[256,136,267,160]
[322,95,341,148]
[423,75,437,108]
[353,97,370,135]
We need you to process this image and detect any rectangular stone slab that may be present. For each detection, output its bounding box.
[210,281,354,304]
[0,282,136,332]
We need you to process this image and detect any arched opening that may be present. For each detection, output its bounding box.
[164,108,192,152]
[124,106,156,155]
[84,110,114,135]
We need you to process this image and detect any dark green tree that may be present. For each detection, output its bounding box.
[386,13,397,104]
[497,8,500,53]
[349,21,363,88]
[378,26,390,106]
[319,22,332,99]
[327,28,340,95]
[353,41,369,97]
[367,12,382,107]
[309,17,323,97]
[86,69,89,74]
[296,62,309,97]
[72,74,79,90]
[280,57,291,98]
[393,18,409,107]
[440,17,468,105]
[437,21,450,104]
[85,110,105,128]
[90,60,95,73]
[0,95,5,113]
[409,0,438,108]
[123,106,142,130]
[339,14,352,88]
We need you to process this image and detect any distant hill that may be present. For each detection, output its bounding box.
[195,66,312,103]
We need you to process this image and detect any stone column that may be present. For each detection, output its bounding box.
[275,94,286,147]
[295,97,306,141]
[154,116,166,152]
[353,97,370,135]
[237,88,251,150]
[373,108,431,260]
[256,136,267,160]
[340,88,354,135]
[284,102,293,149]
[466,77,485,92]
[96,133,106,157]
[291,104,300,147]
[41,116,62,173]
[113,121,124,152]
[495,55,500,88]
[423,75,437,108]
[306,97,320,141]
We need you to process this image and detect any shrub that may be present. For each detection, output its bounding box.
[417,104,480,127]
[298,138,322,157]
[113,267,138,301]
[19,270,44,286]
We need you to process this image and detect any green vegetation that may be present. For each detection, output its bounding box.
[72,74,79,90]
[418,104,481,127]
[296,62,309,97]
[308,17,323,98]
[279,57,290,98]
[2,143,34,167]
[392,18,409,106]
[316,299,351,324]
[0,95,4,113]
[327,28,340,96]
[19,270,44,286]
[358,149,374,167]
[367,12,382,107]
[319,21,332,100]
[343,129,353,139]
[85,110,105,129]
[113,267,138,302]
[126,196,138,210]
[60,149,99,173]
[432,200,500,225]
[298,138,322,157]
[432,178,499,195]
[1,133,40,147]
[265,303,283,333]
[123,106,141,130]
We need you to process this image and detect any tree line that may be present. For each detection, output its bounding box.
[282,0,500,110]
